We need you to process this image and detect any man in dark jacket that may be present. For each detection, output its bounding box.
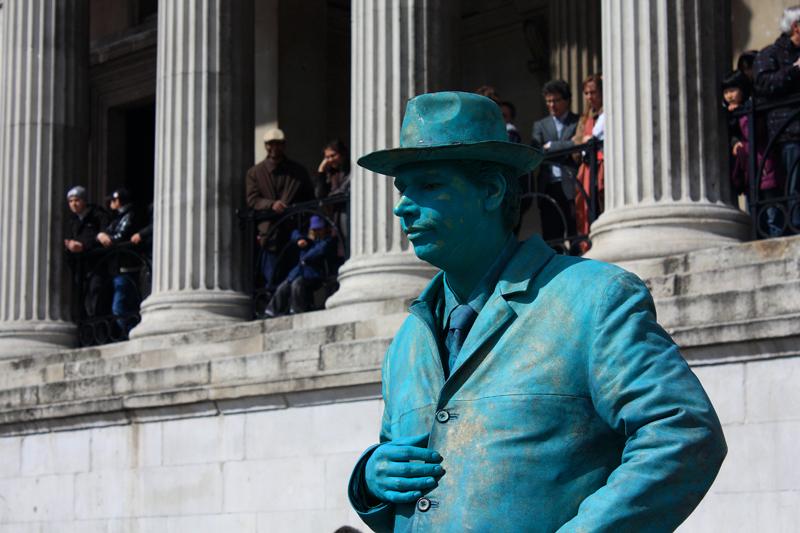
[64,185,109,254]
[531,79,579,244]
[64,185,110,318]
[98,188,140,335]
[754,6,800,230]
[245,128,315,290]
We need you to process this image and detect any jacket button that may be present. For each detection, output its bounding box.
[435,410,450,423]
[417,497,431,512]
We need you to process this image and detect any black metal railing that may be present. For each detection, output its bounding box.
[519,138,603,254]
[237,193,349,319]
[732,93,800,238]
[66,242,152,346]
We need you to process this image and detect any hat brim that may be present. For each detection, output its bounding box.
[357,140,544,176]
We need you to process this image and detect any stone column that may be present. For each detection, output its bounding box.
[588,0,749,263]
[549,0,602,115]
[131,0,254,338]
[326,0,459,310]
[0,0,88,357]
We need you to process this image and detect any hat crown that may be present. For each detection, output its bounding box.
[399,92,507,148]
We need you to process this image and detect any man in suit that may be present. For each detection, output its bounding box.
[347,92,725,532]
[531,79,580,245]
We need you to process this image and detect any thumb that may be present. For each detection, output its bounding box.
[391,432,430,448]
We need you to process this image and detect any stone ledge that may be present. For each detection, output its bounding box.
[0,330,390,433]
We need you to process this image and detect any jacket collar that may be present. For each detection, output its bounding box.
[408,235,557,400]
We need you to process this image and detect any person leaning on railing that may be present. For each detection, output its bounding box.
[724,71,784,237]
[96,188,141,335]
[63,185,111,318]
[753,6,800,231]
[572,74,605,253]
[245,128,316,291]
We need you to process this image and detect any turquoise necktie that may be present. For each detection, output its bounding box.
[445,304,478,374]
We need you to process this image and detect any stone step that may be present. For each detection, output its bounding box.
[630,235,800,279]
[0,336,393,426]
[655,280,800,330]
[0,308,405,390]
[647,256,800,299]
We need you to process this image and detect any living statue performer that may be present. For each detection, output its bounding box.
[347,92,726,532]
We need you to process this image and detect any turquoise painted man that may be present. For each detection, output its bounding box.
[347,92,726,532]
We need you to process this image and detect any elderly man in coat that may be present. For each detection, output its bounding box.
[347,92,726,532]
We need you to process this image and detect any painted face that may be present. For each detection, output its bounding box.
[583,81,602,112]
[393,161,487,271]
[68,196,86,215]
[544,92,569,117]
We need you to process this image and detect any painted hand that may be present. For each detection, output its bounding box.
[365,433,444,504]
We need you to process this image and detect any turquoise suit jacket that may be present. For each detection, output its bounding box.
[349,236,726,532]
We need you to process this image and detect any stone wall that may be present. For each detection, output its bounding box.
[0,237,797,531]
[0,399,382,532]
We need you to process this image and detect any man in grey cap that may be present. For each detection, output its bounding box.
[64,185,109,254]
[245,128,315,290]
[64,185,110,317]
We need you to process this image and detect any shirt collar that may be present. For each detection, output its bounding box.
[442,234,520,329]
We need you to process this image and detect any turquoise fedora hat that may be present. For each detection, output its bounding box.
[358,91,543,176]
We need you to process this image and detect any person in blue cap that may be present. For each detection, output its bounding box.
[263,215,337,317]
[347,91,726,532]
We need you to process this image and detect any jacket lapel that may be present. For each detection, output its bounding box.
[441,236,556,400]
[409,272,447,383]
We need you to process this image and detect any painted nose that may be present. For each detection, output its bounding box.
[393,194,417,218]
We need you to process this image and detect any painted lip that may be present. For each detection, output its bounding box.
[404,225,434,240]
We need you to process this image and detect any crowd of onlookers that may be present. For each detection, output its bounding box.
[478,73,605,254]
[62,6,800,330]
[245,129,350,317]
[63,186,152,338]
[724,6,800,236]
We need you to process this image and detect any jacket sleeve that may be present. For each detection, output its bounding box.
[558,271,726,533]
[245,167,274,210]
[109,211,136,244]
[531,120,545,150]
[347,346,397,533]
[754,47,800,97]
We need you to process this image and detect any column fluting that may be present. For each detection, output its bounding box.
[131,0,254,338]
[588,0,749,263]
[0,0,88,357]
[326,0,459,310]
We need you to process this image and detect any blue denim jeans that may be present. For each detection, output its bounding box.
[112,274,140,334]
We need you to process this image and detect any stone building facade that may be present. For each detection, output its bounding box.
[0,1,797,531]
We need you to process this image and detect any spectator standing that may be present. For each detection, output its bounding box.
[754,6,800,231]
[64,185,110,318]
[245,128,315,290]
[531,79,579,244]
[98,188,140,335]
[572,74,605,252]
[725,71,784,237]
[316,139,351,260]
[263,215,337,317]
[737,50,759,83]
[500,101,523,143]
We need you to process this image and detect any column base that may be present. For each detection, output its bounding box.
[586,202,751,263]
[130,290,251,339]
[325,251,436,310]
[0,321,76,359]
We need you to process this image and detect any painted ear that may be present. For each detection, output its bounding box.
[483,172,506,212]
